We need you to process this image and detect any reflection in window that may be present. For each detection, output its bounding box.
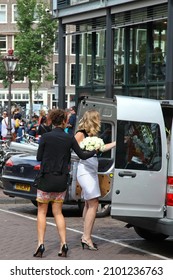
[115,120,162,171]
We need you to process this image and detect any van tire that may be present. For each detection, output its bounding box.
[134,226,169,241]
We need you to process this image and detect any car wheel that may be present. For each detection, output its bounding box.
[134,226,169,241]
[96,204,111,218]
[31,200,38,207]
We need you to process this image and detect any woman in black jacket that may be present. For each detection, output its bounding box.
[33,109,96,258]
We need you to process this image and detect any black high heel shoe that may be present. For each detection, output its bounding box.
[33,244,45,258]
[58,244,68,257]
[81,240,98,251]
[81,237,98,249]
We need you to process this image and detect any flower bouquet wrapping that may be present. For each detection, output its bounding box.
[79,136,105,152]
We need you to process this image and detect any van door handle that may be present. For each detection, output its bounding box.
[118,171,136,178]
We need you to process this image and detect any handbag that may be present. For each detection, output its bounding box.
[35,172,69,193]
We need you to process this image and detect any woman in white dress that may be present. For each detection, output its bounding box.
[1,113,15,140]
[75,110,116,250]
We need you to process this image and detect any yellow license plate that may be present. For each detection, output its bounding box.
[15,184,31,192]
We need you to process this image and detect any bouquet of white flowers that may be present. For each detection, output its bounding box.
[79,136,105,152]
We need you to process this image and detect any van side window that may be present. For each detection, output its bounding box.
[115,120,162,171]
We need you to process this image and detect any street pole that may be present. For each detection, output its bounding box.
[6,74,12,141]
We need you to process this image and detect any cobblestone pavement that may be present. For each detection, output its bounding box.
[1,188,173,260]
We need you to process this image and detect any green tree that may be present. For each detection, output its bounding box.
[15,0,57,117]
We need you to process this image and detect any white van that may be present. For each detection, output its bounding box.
[70,95,173,241]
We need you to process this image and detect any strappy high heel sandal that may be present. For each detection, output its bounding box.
[58,244,68,257]
[81,239,98,251]
[81,236,98,249]
[33,244,45,258]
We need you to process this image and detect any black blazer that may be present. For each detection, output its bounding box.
[37,127,95,174]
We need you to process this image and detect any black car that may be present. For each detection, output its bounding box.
[2,153,111,217]
[2,154,39,206]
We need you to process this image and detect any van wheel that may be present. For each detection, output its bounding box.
[134,226,169,241]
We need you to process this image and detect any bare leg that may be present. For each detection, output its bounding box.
[37,202,49,246]
[82,198,99,245]
[82,201,88,221]
[51,202,66,249]
[81,201,88,239]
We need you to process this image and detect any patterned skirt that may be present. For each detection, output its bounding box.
[36,189,67,204]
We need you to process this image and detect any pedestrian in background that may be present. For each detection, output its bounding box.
[38,109,46,125]
[1,111,15,141]
[13,108,22,141]
[27,115,39,138]
[66,106,77,135]
[34,108,97,258]
[37,116,52,142]
[0,111,7,139]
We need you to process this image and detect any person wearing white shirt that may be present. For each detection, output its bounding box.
[1,115,15,140]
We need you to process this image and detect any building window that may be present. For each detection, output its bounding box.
[0,94,5,100]
[54,63,59,85]
[71,64,76,85]
[87,33,99,56]
[71,34,83,55]
[86,64,92,84]
[0,35,7,51]
[12,4,18,22]
[70,63,82,85]
[22,93,29,99]
[7,94,13,99]
[14,94,21,100]
[0,4,7,23]
[34,92,43,100]
[71,35,76,54]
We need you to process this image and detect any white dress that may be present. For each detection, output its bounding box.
[77,156,101,200]
[1,117,15,138]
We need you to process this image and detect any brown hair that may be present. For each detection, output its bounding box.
[48,109,67,126]
[78,110,100,136]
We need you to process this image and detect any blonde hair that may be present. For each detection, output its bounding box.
[78,110,100,136]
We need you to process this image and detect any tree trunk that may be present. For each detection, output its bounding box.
[29,79,33,120]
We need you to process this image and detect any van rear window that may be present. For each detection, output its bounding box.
[115,120,162,171]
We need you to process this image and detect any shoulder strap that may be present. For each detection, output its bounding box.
[76,129,88,138]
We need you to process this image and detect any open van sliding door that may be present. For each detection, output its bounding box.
[111,96,168,219]
[69,96,117,206]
